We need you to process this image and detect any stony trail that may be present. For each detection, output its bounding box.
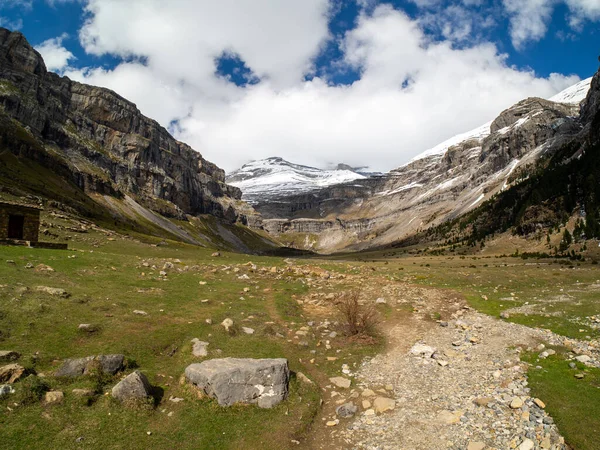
[304,281,596,450]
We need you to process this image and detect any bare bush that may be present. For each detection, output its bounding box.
[336,291,380,336]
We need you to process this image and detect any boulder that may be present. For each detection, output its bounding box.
[55,354,125,377]
[111,371,152,403]
[185,358,289,408]
[0,350,20,362]
[0,364,26,383]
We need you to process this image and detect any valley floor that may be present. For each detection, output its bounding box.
[0,221,599,449]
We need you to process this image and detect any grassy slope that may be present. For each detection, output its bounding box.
[0,224,386,449]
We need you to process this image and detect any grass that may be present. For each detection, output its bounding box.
[0,234,379,449]
[522,350,600,450]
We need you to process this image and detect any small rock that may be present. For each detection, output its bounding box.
[191,339,209,357]
[510,397,524,409]
[0,351,20,362]
[361,389,376,397]
[296,372,313,385]
[111,371,153,404]
[221,318,234,332]
[467,442,486,450]
[329,377,351,389]
[35,264,55,273]
[78,324,98,333]
[133,310,148,316]
[362,400,371,409]
[409,343,437,358]
[375,298,387,304]
[72,389,95,397]
[474,397,494,407]
[326,420,339,427]
[242,327,255,335]
[575,373,585,379]
[336,402,358,418]
[518,438,534,450]
[0,385,15,397]
[533,398,546,409]
[0,364,26,384]
[211,252,221,257]
[373,397,395,414]
[35,286,70,298]
[437,410,462,424]
[44,391,64,405]
[575,355,591,364]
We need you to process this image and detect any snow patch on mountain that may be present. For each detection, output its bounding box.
[227,157,366,203]
[549,77,593,104]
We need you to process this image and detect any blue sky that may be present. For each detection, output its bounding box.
[0,0,598,171]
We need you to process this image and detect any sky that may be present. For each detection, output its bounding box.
[0,0,598,173]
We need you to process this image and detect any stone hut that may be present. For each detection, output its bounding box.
[0,201,41,242]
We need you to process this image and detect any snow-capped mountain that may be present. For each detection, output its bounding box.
[254,76,595,253]
[226,157,367,203]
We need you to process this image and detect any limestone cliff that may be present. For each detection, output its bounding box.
[0,28,252,224]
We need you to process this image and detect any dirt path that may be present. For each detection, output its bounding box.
[305,282,571,450]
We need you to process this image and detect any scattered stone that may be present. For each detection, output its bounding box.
[373,397,395,414]
[467,442,486,450]
[211,252,221,257]
[72,389,95,397]
[329,377,351,389]
[336,402,358,418]
[111,371,153,403]
[437,410,462,424]
[44,391,64,405]
[78,324,98,333]
[191,339,209,358]
[0,364,25,383]
[510,397,524,409]
[133,310,148,316]
[518,438,534,450]
[409,343,437,358]
[296,372,313,385]
[0,351,20,362]
[575,355,591,364]
[375,298,387,304]
[474,397,494,407]
[361,389,376,397]
[533,398,546,409]
[55,355,125,378]
[221,318,234,332]
[362,400,372,409]
[326,420,339,427]
[0,384,15,397]
[575,373,585,379]
[35,286,70,298]
[35,264,55,273]
[185,358,289,408]
[242,327,255,335]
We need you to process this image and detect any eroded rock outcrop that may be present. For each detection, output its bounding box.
[0,28,249,223]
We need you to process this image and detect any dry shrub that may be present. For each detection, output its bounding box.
[336,291,380,336]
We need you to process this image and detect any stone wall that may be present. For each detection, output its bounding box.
[0,202,40,242]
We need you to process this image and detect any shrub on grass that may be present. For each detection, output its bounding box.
[336,291,380,337]
[16,375,49,405]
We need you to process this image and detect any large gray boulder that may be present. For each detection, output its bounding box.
[55,354,125,377]
[185,358,289,408]
[111,371,152,404]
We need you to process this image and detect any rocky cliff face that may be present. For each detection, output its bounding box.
[252,77,594,253]
[0,28,252,223]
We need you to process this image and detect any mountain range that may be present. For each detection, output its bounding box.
[1,27,599,257]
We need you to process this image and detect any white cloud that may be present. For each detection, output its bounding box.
[34,34,75,72]
[0,15,22,29]
[67,2,579,173]
[503,0,600,48]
